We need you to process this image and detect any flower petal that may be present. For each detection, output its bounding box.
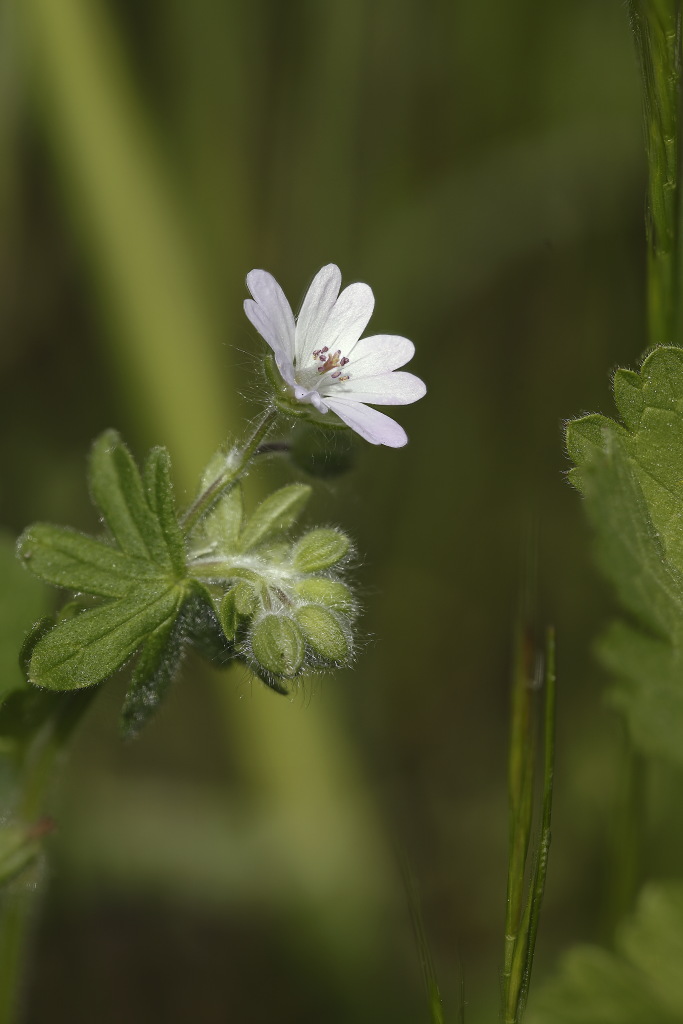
[344,334,415,374]
[244,299,297,385]
[295,264,342,368]
[325,397,408,447]
[322,371,426,406]
[318,282,375,356]
[245,269,296,362]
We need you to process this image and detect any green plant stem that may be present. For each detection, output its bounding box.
[502,627,556,1024]
[516,626,556,1019]
[0,693,95,1024]
[503,623,534,1011]
[628,0,682,347]
[180,408,278,536]
[401,856,446,1024]
[0,741,57,1024]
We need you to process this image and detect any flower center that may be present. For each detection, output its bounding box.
[311,347,351,383]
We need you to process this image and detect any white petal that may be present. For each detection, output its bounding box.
[244,299,297,385]
[322,371,426,406]
[318,282,375,356]
[295,264,342,368]
[245,269,296,362]
[325,397,408,447]
[344,334,415,374]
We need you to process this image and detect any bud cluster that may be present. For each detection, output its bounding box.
[188,464,357,691]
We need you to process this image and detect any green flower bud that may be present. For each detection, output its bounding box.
[294,577,355,615]
[295,605,350,664]
[233,579,259,617]
[291,528,350,573]
[250,614,305,679]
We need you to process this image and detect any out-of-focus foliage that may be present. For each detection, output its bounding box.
[567,348,683,767]
[527,883,683,1024]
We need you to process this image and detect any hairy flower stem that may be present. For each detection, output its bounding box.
[628,0,682,347]
[180,408,278,536]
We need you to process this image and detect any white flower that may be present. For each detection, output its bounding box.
[244,264,426,447]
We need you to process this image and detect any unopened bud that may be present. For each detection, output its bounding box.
[292,528,350,572]
[294,577,355,615]
[295,605,350,663]
[250,614,304,678]
[233,580,259,616]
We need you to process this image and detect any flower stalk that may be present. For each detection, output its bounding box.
[180,407,278,537]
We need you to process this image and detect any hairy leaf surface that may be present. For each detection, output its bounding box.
[89,430,171,567]
[28,585,184,691]
[18,523,158,598]
[567,346,683,765]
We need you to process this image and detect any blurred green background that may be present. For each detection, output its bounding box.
[0,0,658,1020]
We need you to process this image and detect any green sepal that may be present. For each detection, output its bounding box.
[246,660,290,696]
[265,356,348,431]
[295,605,350,663]
[294,578,355,615]
[89,430,171,567]
[17,524,157,598]
[249,614,304,680]
[219,590,240,642]
[291,528,351,572]
[26,584,184,691]
[238,484,312,552]
[232,580,259,617]
[143,446,186,576]
[184,586,235,667]
[120,614,182,740]
[218,582,259,643]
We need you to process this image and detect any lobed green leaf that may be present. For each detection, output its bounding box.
[199,482,244,554]
[567,346,683,766]
[0,531,49,702]
[526,883,683,1023]
[89,430,171,567]
[120,614,182,740]
[143,446,186,576]
[238,483,312,552]
[27,584,184,691]
[17,523,157,598]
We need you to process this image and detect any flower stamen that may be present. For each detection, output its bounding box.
[313,349,351,382]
